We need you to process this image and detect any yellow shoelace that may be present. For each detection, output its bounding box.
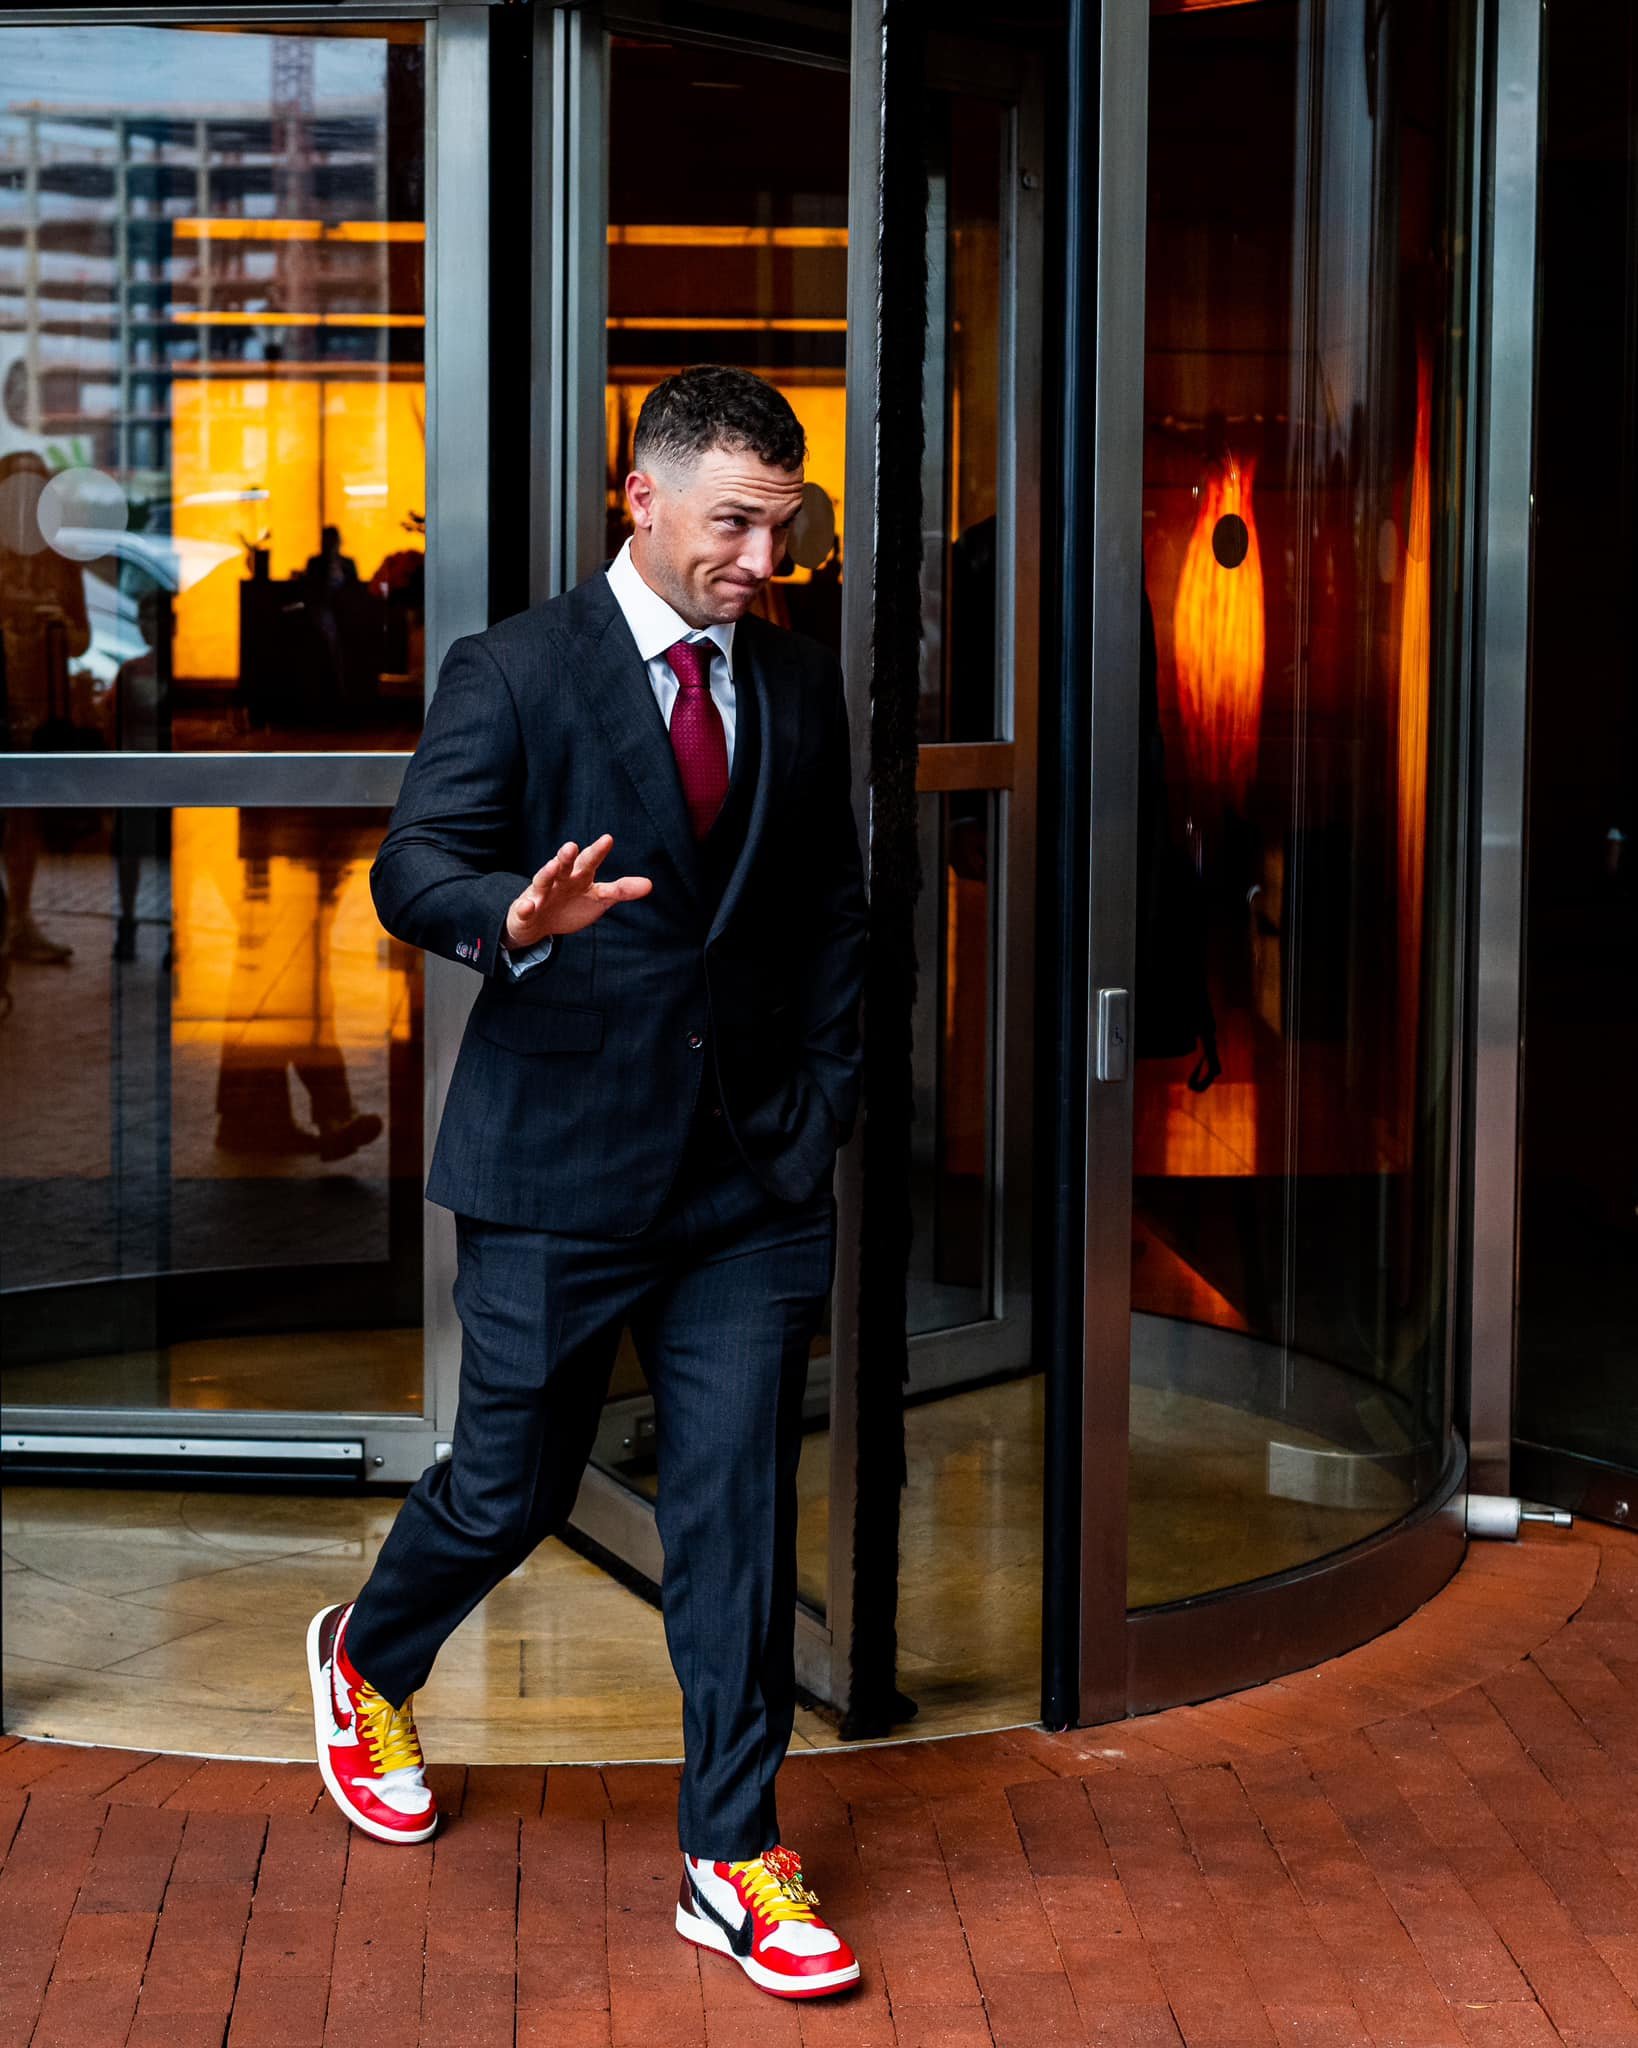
[357,1683,425,1775]
[730,1846,820,1923]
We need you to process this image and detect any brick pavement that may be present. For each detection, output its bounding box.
[3,1524,1636,2046]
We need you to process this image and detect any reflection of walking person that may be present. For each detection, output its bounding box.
[213,840,382,1164]
[301,524,361,714]
[0,450,91,966]
[305,368,868,2000]
[303,524,359,592]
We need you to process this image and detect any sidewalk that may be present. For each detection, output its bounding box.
[1,1523,1633,2047]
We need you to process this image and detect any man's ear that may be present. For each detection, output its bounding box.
[626,469,656,530]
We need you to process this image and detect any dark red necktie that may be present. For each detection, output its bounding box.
[665,637,730,839]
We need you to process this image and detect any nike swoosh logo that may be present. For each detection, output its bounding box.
[329,1659,353,1732]
[689,1873,753,1958]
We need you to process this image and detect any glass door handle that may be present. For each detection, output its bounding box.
[1095,987,1129,1083]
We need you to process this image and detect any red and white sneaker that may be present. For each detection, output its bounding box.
[307,1602,437,1845]
[677,1845,860,1998]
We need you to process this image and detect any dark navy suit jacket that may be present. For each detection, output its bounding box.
[370,571,868,1236]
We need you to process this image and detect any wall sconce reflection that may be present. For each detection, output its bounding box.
[1170,450,1265,818]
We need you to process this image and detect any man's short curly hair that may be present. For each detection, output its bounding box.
[632,365,806,477]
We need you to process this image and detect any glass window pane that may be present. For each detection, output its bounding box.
[0,807,424,1415]
[920,93,1007,744]
[605,36,849,650]
[0,25,427,754]
[1128,0,1470,1605]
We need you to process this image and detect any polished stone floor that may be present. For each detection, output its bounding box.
[6,1359,1416,1761]
[2,1368,1410,1762]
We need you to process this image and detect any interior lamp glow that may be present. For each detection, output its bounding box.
[1170,451,1265,811]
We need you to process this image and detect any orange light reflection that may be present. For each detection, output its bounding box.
[171,311,425,330]
[1395,344,1433,1123]
[606,317,846,333]
[170,377,426,681]
[608,225,848,248]
[173,217,425,245]
[1169,452,1265,811]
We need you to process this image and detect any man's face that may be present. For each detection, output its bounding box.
[626,443,806,629]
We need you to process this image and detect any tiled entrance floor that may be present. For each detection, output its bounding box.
[3,1522,1635,2046]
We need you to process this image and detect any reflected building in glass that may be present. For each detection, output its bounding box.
[0,25,427,754]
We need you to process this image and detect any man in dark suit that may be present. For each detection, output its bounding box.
[306,367,867,2001]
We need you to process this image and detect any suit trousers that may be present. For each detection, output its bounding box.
[344,1137,836,1859]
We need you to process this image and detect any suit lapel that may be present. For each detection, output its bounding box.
[709,615,797,944]
[570,583,706,909]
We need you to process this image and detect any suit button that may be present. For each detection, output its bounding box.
[687,1031,705,1051]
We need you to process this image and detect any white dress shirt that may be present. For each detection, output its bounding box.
[504,540,736,976]
[605,537,738,764]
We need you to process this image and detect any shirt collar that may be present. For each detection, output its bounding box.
[606,538,736,672]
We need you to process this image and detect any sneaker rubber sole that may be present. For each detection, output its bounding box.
[306,1604,438,1847]
[674,1898,860,1998]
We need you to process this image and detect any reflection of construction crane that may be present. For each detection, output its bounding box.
[271,37,316,355]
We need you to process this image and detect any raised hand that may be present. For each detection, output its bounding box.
[505,836,652,947]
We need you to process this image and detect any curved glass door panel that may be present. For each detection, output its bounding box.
[579,38,1042,1697]
[1127,0,1471,1605]
[908,85,1013,1342]
[575,31,851,1623]
[0,22,427,753]
[918,90,1006,749]
[0,806,424,1416]
[885,54,1043,1726]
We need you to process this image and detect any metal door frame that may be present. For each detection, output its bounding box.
[0,0,493,1486]
[1058,0,1147,1727]
[1464,0,1540,1499]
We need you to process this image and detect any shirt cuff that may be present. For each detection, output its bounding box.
[501,935,554,977]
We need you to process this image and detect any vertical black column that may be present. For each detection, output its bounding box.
[1038,0,1098,1732]
[843,0,929,1743]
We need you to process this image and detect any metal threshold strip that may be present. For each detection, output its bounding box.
[2,1433,367,1483]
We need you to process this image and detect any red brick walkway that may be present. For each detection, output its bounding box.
[4,1524,1638,2046]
